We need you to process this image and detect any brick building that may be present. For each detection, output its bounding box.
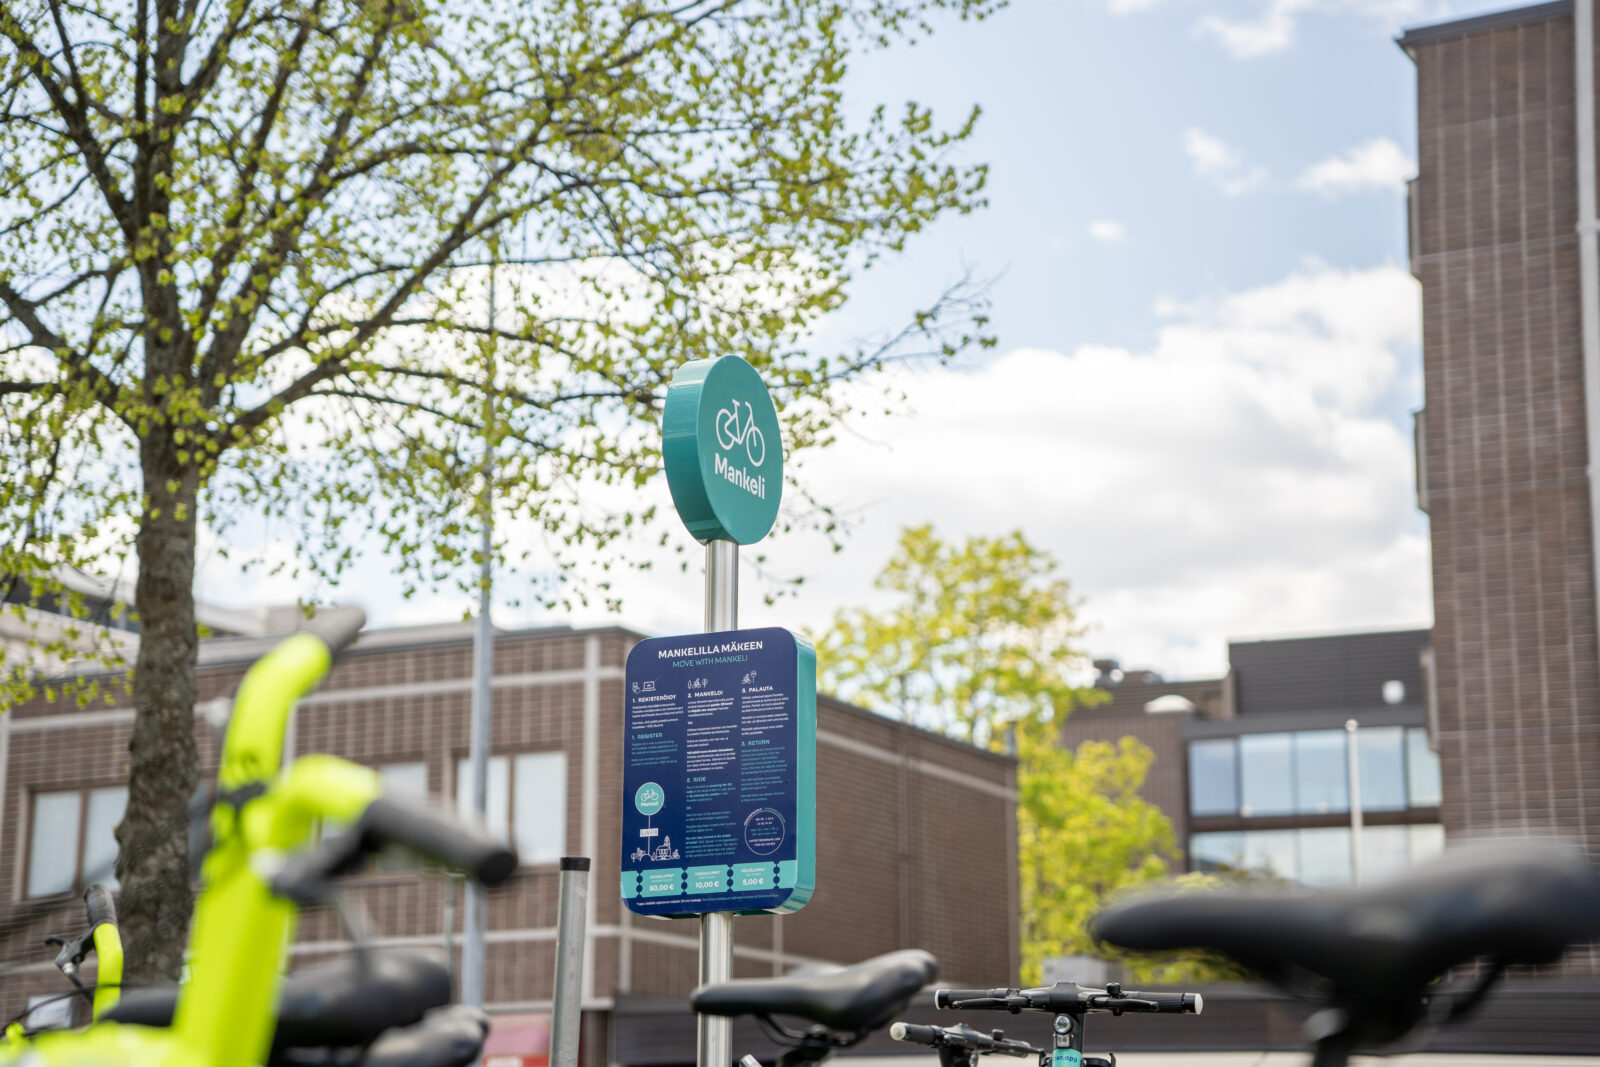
[0,623,1017,1063]
[1401,0,1600,976]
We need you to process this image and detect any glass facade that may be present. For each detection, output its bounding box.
[1188,738,1238,815]
[1298,827,1354,886]
[1190,823,1444,886]
[1407,730,1442,807]
[1190,726,1441,819]
[1238,733,1294,816]
[1293,730,1348,814]
[1357,727,1407,811]
[1186,725,1444,888]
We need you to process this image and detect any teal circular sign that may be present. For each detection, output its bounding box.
[662,356,784,544]
[635,782,665,817]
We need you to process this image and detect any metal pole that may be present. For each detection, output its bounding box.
[551,857,591,1067]
[443,875,459,988]
[1346,719,1363,886]
[698,540,738,1067]
[462,264,498,1007]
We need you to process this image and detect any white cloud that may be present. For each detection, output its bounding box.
[1298,138,1415,196]
[1087,219,1127,244]
[765,261,1427,678]
[1184,128,1269,196]
[1197,0,1430,58]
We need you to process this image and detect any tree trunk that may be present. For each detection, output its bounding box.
[115,435,201,982]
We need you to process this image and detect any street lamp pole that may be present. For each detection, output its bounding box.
[462,262,498,1006]
[1345,719,1363,886]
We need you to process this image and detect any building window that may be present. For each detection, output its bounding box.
[456,752,566,865]
[1409,822,1445,861]
[1356,726,1407,811]
[1191,823,1444,888]
[1292,730,1348,814]
[1298,827,1352,886]
[1189,724,1443,822]
[1188,831,1244,873]
[1241,828,1298,881]
[1188,738,1238,815]
[26,786,127,898]
[1238,733,1294,816]
[1405,727,1441,807]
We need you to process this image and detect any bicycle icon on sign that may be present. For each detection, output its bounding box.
[715,397,766,467]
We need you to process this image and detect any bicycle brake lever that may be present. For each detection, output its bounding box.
[47,931,93,975]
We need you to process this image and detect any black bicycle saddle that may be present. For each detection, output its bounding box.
[1092,838,1600,1031]
[690,949,938,1033]
[103,947,452,1053]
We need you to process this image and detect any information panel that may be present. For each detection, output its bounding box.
[621,627,815,916]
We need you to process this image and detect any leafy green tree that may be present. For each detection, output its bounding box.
[0,0,1000,978]
[819,525,1088,744]
[1014,722,1174,983]
[818,525,1177,983]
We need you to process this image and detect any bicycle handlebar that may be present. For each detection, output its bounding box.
[361,796,517,887]
[891,1022,1039,1057]
[935,983,1202,1016]
[270,795,517,904]
[307,606,366,658]
[83,884,116,930]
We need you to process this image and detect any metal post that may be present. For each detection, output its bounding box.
[551,857,591,1067]
[443,875,459,988]
[1346,719,1363,886]
[462,264,498,1007]
[698,540,737,1067]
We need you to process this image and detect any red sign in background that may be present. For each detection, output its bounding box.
[484,1014,552,1067]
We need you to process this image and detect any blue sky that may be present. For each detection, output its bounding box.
[204,0,1536,679]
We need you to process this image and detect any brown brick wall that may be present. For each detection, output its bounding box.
[0,626,1017,1030]
[1411,6,1600,974]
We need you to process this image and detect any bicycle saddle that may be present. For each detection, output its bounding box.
[1092,838,1600,1035]
[103,948,451,1053]
[358,1005,489,1067]
[272,1005,490,1067]
[690,949,938,1033]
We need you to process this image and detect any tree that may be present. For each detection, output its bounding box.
[1013,722,1174,983]
[819,524,1090,744]
[817,526,1176,984]
[0,0,1000,978]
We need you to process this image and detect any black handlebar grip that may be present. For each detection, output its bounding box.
[83,884,117,929]
[1125,990,1203,1015]
[935,989,1005,1009]
[890,1023,943,1046]
[308,606,367,657]
[360,796,517,887]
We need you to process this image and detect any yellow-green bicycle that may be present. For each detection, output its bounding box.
[1,607,514,1067]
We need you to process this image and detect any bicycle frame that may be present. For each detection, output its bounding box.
[88,921,122,1022]
[5,630,383,1067]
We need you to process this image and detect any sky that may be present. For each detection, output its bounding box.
[199,0,1534,680]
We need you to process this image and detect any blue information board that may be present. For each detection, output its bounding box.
[621,627,816,916]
